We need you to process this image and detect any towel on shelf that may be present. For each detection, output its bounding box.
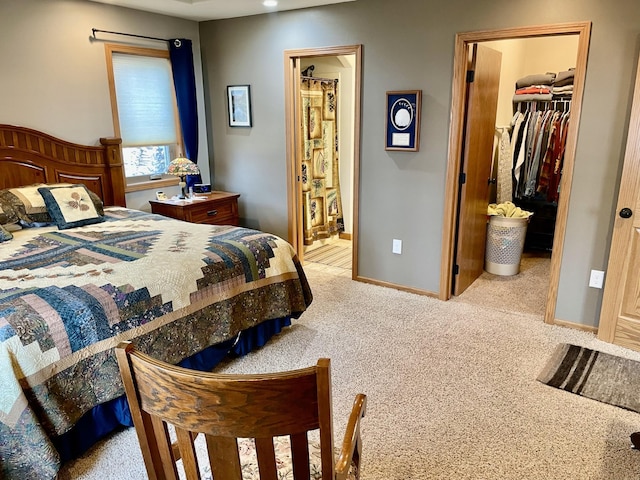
[552,85,573,95]
[515,86,551,95]
[553,68,575,87]
[512,93,553,103]
[515,73,556,89]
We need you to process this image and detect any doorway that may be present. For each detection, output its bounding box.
[440,22,592,326]
[284,45,362,278]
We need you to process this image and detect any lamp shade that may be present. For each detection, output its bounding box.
[167,156,200,177]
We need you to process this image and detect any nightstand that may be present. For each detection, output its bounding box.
[149,191,240,226]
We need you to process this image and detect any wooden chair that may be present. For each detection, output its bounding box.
[115,341,367,480]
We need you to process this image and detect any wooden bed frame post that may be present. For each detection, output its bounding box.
[100,137,126,207]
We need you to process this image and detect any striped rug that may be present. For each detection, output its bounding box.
[304,243,351,269]
[537,343,640,413]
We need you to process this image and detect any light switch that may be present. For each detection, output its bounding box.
[589,270,604,289]
[392,239,402,254]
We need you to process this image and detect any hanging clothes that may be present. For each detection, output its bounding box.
[506,71,573,252]
[525,109,553,197]
[510,103,570,202]
[512,111,532,198]
[496,126,513,204]
[547,112,570,202]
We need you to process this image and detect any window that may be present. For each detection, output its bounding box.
[105,45,182,182]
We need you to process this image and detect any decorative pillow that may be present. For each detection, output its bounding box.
[37,185,105,230]
[0,203,22,231]
[0,183,104,226]
[0,224,12,243]
[2,222,22,232]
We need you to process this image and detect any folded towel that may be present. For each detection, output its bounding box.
[553,69,575,87]
[516,86,551,95]
[552,85,573,94]
[512,93,553,103]
[515,73,556,89]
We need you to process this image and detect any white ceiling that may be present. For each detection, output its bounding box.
[89,0,356,22]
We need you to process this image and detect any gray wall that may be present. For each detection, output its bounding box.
[2,0,639,329]
[200,0,640,328]
[0,0,208,211]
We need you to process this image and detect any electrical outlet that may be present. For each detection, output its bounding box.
[392,239,402,255]
[589,269,605,289]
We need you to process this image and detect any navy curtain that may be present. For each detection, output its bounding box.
[169,38,201,186]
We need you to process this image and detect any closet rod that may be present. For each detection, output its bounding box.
[515,98,572,113]
[91,28,169,43]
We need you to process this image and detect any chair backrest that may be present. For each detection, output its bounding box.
[115,341,349,480]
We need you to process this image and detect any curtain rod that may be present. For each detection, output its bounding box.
[92,28,169,43]
[301,75,339,84]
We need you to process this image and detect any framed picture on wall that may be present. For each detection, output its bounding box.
[385,90,422,151]
[227,85,252,127]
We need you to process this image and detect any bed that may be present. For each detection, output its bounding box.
[0,125,313,479]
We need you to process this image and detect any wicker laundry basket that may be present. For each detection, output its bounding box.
[484,215,529,276]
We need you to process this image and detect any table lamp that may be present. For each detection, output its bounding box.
[167,156,200,199]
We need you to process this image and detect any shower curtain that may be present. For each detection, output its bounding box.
[300,77,344,245]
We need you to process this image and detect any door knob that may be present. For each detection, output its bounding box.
[620,207,633,218]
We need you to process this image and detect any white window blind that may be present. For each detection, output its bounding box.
[112,53,177,147]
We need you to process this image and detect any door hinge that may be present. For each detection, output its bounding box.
[459,172,467,185]
[453,264,460,275]
[466,70,475,83]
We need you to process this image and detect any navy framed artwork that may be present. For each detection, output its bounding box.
[385,90,422,151]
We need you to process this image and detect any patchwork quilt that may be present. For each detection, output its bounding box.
[0,208,312,479]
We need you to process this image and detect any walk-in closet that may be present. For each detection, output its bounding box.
[455,35,579,316]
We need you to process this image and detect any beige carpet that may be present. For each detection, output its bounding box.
[58,265,640,480]
[453,251,551,316]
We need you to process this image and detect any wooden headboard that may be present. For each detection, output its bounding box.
[0,124,126,207]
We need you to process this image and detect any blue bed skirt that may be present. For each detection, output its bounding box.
[55,316,291,463]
